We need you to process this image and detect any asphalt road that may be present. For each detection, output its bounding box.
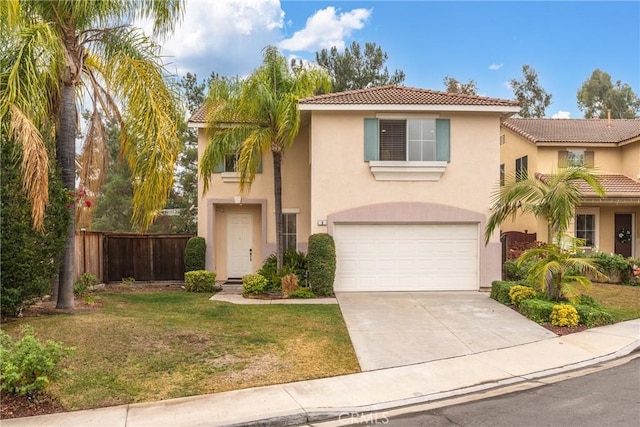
[386,356,640,427]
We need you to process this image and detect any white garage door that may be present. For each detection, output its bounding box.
[334,223,478,291]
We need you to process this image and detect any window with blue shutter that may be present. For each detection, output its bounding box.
[363,118,450,162]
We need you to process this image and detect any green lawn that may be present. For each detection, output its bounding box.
[584,283,640,322]
[1,291,359,411]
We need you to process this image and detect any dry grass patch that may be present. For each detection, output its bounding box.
[1,291,359,412]
[584,284,640,322]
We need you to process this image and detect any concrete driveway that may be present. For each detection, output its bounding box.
[336,292,557,371]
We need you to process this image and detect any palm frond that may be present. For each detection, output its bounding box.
[8,105,49,231]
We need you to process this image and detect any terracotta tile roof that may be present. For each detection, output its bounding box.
[299,85,520,107]
[536,173,640,198]
[502,118,640,144]
[188,105,208,123]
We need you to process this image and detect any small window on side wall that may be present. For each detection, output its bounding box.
[515,155,528,181]
[500,164,505,186]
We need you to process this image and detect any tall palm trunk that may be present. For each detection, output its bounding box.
[273,150,283,269]
[56,82,77,309]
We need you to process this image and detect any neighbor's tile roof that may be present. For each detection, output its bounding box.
[298,85,520,107]
[502,118,640,144]
[189,105,208,123]
[536,173,640,197]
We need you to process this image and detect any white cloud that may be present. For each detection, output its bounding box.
[278,7,371,52]
[142,0,285,78]
[552,110,571,119]
[488,63,503,70]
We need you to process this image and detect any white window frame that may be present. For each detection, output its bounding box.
[574,207,600,250]
[378,118,438,162]
[567,149,585,167]
[282,211,297,252]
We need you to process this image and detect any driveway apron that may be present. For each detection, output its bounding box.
[336,292,556,371]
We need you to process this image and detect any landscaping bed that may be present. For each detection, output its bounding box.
[493,281,640,336]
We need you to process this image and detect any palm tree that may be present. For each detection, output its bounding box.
[1,0,185,309]
[200,47,331,269]
[517,238,606,301]
[485,166,605,245]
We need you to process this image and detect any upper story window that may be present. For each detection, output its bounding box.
[214,152,262,182]
[224,153,239,172]
[379,119,437,161]
[515,155,528,181]
[500,164,505,186]
[558,150,594,167]
[364,117,450,181]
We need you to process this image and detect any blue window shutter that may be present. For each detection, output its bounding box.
[436,119,450,162]
[364,118,379,161]
[213,160,224,173]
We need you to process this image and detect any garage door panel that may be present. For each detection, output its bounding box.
[334,223,478,292]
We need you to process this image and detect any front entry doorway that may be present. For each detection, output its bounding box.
[614,213,633,258]
[227,213,252,278]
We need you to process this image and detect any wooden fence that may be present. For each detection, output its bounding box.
[75,231,194,283]
[500,230,538,264]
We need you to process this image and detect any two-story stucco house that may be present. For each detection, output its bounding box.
[189,85,520,291]
[500,118,640,258]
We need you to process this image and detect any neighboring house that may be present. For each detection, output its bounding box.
[500,118,640,257]
[189,85,519,291]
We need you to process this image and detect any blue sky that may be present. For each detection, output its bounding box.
[154,1,639,119]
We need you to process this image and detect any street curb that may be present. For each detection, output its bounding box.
[239,339,640,427]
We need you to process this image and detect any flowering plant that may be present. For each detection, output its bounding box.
[67,187,92,208]
[617,228,631,244]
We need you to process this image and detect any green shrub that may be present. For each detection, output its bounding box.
[184,270,216,293]
[503,260,526,281]
[184,236,206,272]
[74,273,98,296]
[518,299,555,323]
[0,326,74,397]
[574,304,614,327]
[258,250,308,291]
[288,288,316,299]
[308,233,336,297]
[1,141,69,317]
[490,281,525,305]
[592,252,631,283]
[574,294,601,308]
[509,285,537,306]
[550,304,579,327]
[242,274,268,295]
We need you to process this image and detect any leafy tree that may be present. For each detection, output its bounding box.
[509,65,552,118]
[517,239,604,301]
[443,76,478,95]
[486,166,605,299]
[201,46,331,269]
[1,0,185,309]
[1,139,68,316]
[485,166,605,245]
[315,41,405,92]
[577,69,640,119]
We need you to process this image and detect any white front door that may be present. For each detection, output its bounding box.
[227,213,252,278]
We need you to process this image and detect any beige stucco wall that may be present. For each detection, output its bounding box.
[196,125,311,277]
[622,141,640,179]
[309,111,503,234]
[499,128,538,233]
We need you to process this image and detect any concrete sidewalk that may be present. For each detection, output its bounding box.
[4,319,638,427]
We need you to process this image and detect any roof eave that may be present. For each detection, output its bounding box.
[298,104,521,113]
